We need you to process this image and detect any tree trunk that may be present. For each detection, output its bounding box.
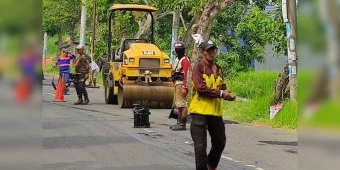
[134,11,173,39]
[271,64,290,105]
[134,14,152,39]
[183,0,235,63]
[183,11,202,49]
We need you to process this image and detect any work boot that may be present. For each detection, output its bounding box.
[74,96,83,105]
[171,117,187,131]
[171,122,186,131]
[82,93,89,105]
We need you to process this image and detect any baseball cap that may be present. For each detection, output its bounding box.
[199,40,217,51]
[174,41,186,49]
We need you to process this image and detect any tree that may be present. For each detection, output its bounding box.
[212,2,286,78]
[43,0,81,54]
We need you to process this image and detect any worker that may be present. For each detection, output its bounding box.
[170,41,191,131]
[88,60,99,87]
[98,54,109,86]
[189,40,236,170]
[74,44,91,105]
[54,49,76,92]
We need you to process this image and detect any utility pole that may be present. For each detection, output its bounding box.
[320,0,340,99]
[80,0,87,47]
[43,32,48,71]
[170,10,180,64]
[91,2,97,62]
[285,0,298,102]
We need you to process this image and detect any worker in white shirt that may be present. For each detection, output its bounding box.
[88,60,100,87]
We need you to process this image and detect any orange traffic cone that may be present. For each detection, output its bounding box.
[54,74,65,102]
[15,78,31,103]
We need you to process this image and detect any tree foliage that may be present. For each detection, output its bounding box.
[42,0,81,37]
[212,1,286,78]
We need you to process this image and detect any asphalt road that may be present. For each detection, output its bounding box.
[37,76,295,170]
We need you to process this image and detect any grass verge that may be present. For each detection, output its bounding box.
[222,71,298,130]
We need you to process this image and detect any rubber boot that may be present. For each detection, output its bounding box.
[74,95,83,105]
[171,117,187,131]
[82,92,89,105]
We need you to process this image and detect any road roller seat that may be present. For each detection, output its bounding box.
[122,39,148,51]
[117,38,148,61]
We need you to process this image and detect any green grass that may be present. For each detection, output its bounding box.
[222,71,298,130]
[47,36,59,58]
[302,100,340,131]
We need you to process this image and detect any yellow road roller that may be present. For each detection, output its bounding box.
[104,4,174,109]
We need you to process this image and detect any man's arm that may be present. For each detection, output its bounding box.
[192,63,220,98]
[181,57,190,89]
[85,58,91,73]
[70,54,76,60]
[85,54,92,63]
[54,58,60,66]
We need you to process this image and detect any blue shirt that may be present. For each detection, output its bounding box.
[55,54,76,73]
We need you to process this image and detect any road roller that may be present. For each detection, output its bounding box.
[103,4,174,109]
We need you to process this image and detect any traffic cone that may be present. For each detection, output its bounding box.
[54,74,65,102]
[15,78,31,103]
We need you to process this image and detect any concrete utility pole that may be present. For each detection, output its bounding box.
[286,0,298,101]
[43,32,48,70]
[170,11,180,64]
[320,0,340,99]
[91,2,97,62]
[80,0,87,47]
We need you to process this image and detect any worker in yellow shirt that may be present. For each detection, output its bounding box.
[189,40,235,170]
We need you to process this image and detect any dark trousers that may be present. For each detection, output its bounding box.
[73,74,88,99]
[190,114,226,170]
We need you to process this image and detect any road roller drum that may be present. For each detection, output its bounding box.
[118,85,174,109]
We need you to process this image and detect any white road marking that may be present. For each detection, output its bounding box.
[221,155,265,170]
[255,167,265,170]
[221,155,234,161]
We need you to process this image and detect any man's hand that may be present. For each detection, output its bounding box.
[222,90,236,101]
[181,86,188,97]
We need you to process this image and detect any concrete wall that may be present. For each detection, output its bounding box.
[254,45,324,71]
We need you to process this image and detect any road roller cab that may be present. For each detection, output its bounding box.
[104,4,174,108]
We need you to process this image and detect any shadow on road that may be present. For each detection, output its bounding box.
[258,140,298,146]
